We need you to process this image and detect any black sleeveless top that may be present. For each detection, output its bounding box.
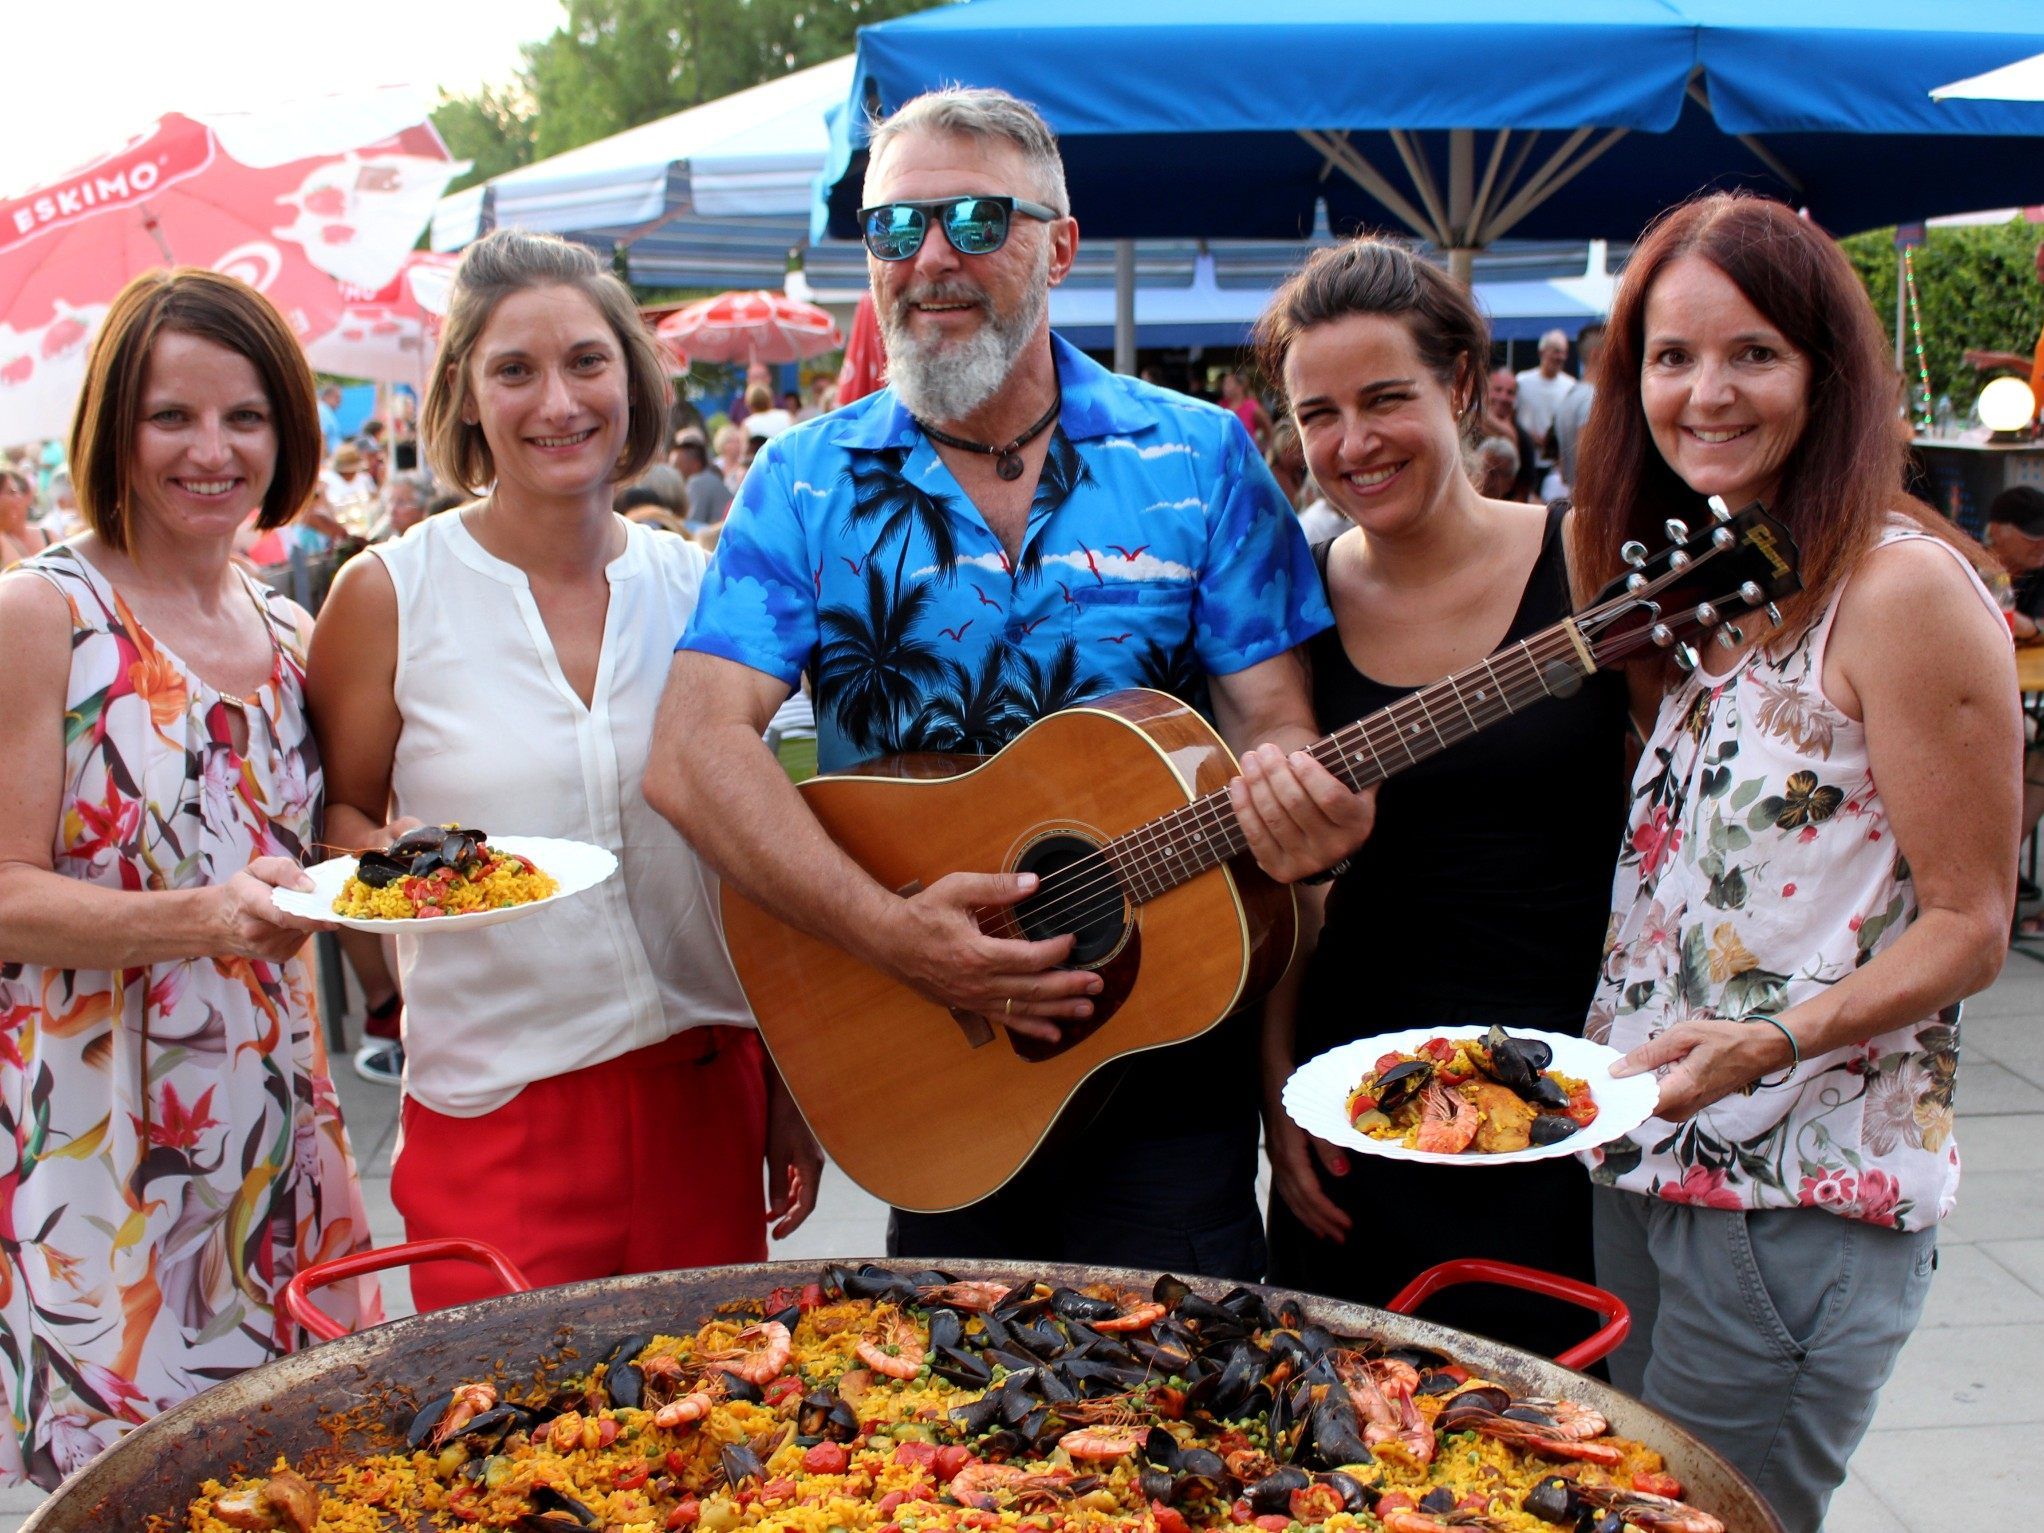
[1295,502,1629,1059]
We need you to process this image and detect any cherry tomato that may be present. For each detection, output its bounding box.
[1422,1037,1456,1062]
[877,1491,909,1517]
[1290,1483,1346,1523]
[764,1375,804,1406]
[1375,1051,1403,1074]
[1254,1515,1293,1531]
[1229,1499,1254,1525]
[666,1496,701,1529]
[803,1442,849,1475]
[1152,1502,1193,1533]
[1150,1385,1187,1419]
[597,1418,620,1449]
[893,1442,938,1469]
[613,1463,651,1491]
[666,1450,694,1476]
[1375,1493,1415,1515]
[1347,1094,1378,1121]
[933,1444,973,1484]
[1440,1068,1471,1087]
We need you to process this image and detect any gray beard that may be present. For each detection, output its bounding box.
[881,262,1050,426]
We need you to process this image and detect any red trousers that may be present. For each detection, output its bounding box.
[393,1026,768,1312]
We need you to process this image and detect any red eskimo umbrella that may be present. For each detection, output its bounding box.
[833,291,887,407]
[0,88,461,443]
[305,250,460,386]
[657,289,841,364]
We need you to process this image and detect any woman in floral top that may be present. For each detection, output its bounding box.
[0,271,378,1487]
[1570,195,2020,1532]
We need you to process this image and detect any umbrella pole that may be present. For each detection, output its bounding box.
[1114,241,1136,375]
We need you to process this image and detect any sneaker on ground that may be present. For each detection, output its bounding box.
[353,1039,404,1085]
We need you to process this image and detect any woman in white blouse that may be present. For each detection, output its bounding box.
[308,229,819,1310]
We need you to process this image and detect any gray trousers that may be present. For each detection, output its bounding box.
[1592,1186,1936,1533]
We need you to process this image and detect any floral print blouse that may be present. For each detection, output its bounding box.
[0,547,376,1488]
[1588,530,1997,1232]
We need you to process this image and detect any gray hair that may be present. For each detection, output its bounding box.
[866,87,1070,216]
[1539,328,1570,351]
[386,470,432,503]
[633,462,688,514]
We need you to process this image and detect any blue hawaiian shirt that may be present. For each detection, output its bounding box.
[679,335,1332,772]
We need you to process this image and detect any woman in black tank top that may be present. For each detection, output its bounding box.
[1253,243,1629,1358]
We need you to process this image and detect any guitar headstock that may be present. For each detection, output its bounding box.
[1579,498,1802,671]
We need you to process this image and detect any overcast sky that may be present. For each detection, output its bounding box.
[1,0,568,195]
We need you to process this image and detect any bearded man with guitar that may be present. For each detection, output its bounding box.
[646,88,1374,1277]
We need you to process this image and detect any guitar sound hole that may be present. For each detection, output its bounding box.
[1013,834,1129,969]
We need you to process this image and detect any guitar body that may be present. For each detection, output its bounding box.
[721,689,1297,1213]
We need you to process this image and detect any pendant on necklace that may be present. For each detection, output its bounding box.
[996,451,1025,481]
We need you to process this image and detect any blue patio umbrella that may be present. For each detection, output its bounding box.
[818,0,2044,273]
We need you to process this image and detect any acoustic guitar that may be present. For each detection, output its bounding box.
[723,500,1801,1211]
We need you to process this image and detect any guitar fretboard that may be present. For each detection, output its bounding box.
[1099,622,1596,904]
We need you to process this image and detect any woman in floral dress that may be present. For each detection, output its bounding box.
[1571,195,2021,1532]
[0,270,377,1488]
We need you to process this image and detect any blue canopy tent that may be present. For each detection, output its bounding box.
[819,0,2044,285]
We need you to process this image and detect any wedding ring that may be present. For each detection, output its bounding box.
[1004,998,1014,1018]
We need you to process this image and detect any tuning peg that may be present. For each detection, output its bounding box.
[1667,549,1691,570]
[1663,518,1690,543]
[1765,602,1783,626]
[1649,622,1675,648]
[1712,527,1735,549]
[1621,540,1648,568]
[1625,571,1648,592]
[1693,603,1719,627]
[1708,496,1732,523]
[1672,643,1700,672]
[1739,580,1763,605]
[1714,627,1739,649]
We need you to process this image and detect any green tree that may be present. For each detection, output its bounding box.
[1843,216,2044,416]
[435,0,946,181]
[433,83,539,195]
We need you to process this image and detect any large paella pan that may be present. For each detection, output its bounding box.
[23,1257,1778,1533]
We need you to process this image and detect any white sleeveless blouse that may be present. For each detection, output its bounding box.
[372,511,751,1117]
[1588,527,2001,1232]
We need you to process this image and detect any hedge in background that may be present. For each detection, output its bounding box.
[1843,216,2044,416]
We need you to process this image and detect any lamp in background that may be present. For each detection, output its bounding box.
[1977,376,2038,439]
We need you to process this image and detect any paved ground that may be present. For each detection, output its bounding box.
[7,949,2039,1529]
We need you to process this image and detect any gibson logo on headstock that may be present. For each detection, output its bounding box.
[1743,524,1792,580]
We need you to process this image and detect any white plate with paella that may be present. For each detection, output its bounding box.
[273,827,619,934]
[1282,1025,1660,1167]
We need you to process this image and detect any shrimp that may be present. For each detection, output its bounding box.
[1378,1511,1494,1533]
[855,1307,926,1380]
[1337,1352,1433,1465]
[654,1386,720,1430]
[209,1471,320,1533]
[704,1320,792,1386]
[1090,1298,1167,1334]
[917,1280,1014,1313]
[428,1382,499,1450]
[1414,1081,1480,1154]
[1465,1413,1623,1465]
[1059,1425,1142,1461]
[1569,1484,1724,1533]
[1514,1396,1608,1440]
[950,1464,1087,1511]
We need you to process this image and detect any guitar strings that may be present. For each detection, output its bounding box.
[999,625,1582,936]
[973,529,1759,941]
[985,623,1588,939]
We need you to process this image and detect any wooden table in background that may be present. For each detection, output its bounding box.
[2021,646,2044,695]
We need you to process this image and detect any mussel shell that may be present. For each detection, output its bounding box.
[1528,1112,1580,1145]
[1413,1369,1464,1398]
[451,1404,534,1451]
[1373,1058,1435,1110]
[532,1485,598,1525]
[930,1345,992,1388]
[1153,1273,1193,1309]
[513,1517,589,1533]
[1521,1475,1580,1525]
[766,1303,803,1332]
[1270,1295,1308,1331]
[1050,1286,1119,1324]
[406,1389,455,1449]
[950,1393,1005,1436]
[1140,1425,1182,1469]
[1246,1466,1311,1514]
[722,1375,764,1405]
[1217,1287,1274,1328]
[1319,1471,1369,1512]
[1172,1292,1246,1333]
[927,1308,965,1351]
[976,1428,1029,1461]
[1177,1448,1228,1482]
[848,1262,915,1302]
[973,1309,1015,1351]
[1384,1345,1451,1372]
[909,1268,954,1288]
[981,1347,1038,1373]
[1305,1395,1375,1470]
[720,1444,766,1486]
[1419,1487,1458,1515]
[1138,1467,1178,1504]
[390,825,453,855]
[1503,1404,1557,1427]
[354,849,410,888]
[1442,1385,1512,1416]
[1482,1024,1553,1091]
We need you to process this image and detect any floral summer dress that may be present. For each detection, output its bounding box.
[0,547,377,1488]
[1587,528,1998,1233]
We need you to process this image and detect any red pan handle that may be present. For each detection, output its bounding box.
[1383,1257,1630,1372]
[283,1237,532,1345]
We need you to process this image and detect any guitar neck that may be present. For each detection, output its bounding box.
[1103,618,1599,904]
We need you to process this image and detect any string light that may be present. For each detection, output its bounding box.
[1902,248,1935,434]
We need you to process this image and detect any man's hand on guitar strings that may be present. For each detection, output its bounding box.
[875,870,1101,1044]
[1229,745,1378,885]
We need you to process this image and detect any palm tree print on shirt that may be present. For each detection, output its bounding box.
[842,448,960,601]
[817,568,946,755]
